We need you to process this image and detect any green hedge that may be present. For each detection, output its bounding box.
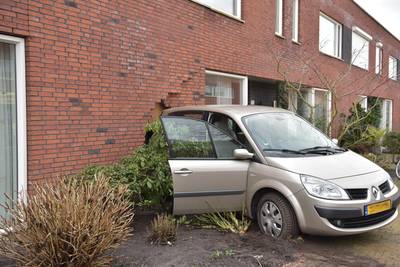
[81,120,172,207]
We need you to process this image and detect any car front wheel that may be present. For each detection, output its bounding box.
[257,192,299,239]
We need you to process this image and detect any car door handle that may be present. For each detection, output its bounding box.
[174,169,193,175]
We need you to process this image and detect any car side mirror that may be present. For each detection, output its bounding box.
[332,138,338,145]
[233,149,254,160]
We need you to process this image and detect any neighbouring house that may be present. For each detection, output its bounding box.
[0,0,399,216]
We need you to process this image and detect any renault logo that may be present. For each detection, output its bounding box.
[372,186,380,200]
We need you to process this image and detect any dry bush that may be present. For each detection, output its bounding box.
[0,174,134,267]
[148,214,177,245]
[196,211,251,235]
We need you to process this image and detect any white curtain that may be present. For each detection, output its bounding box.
[0,42,17,218]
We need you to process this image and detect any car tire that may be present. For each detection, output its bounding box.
[257,192,299,239]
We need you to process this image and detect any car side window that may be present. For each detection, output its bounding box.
[209,124,243,159]
[161,116,244,159]
[162,117,216,159]
[209,112,252,152]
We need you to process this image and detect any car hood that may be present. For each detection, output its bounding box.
[266,150,382,180]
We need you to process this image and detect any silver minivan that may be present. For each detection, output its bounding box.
[161,105,400,238]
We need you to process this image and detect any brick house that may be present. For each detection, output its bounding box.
[0,0,399,214]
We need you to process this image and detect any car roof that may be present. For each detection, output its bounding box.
[163,105,292,119]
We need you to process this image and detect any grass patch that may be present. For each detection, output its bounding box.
[196,211,251,235]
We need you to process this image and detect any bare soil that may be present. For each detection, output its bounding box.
[109,215,384,267]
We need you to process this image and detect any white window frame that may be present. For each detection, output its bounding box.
[380,99,393,131]
[375,42,383,75]
[205,70,248,105]
[190,0,242,20]
[275,0,283,36]
[351,27,372,70]
[0,34,26,204]
[389,56,398,80]
[319,13,342,59]
[292,0,299,42]
[288,87,332,133]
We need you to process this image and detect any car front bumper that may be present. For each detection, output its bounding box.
[290,186,400,236]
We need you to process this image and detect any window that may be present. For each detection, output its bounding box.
[275,0,283,36]
[292,0,299,42]
[319,13,342,58]
[205,70,248,105]
[162,117,242,159]
[352,27,371,70]
[375,42,383,75]
[380,99,393,131]
[389,56,398,80]
[357,95,368,111]
[193,0,241,19]
[0,35,26,219]
[292,88,331,133]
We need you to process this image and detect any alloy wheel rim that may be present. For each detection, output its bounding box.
[260,201,283,237]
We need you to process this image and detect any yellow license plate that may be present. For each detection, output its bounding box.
[365,200,391,216]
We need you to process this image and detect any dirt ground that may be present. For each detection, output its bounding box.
[1,180,399,267]
[109,215,386,267]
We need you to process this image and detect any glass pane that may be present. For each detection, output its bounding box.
[197,0,236,16]
[209,124,242,159]
[319,15,337,56]
[162,117,215,158]
[314,90,329,132]
[0,42,17,218]
[205,74,241,105]
[297,90,312,121]
[352,32,369,69]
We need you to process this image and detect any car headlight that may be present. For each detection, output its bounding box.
[300,175,350,200]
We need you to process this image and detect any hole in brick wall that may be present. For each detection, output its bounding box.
[152,101,167,121]
[64,0,77,8]
[187,25,194,30]
[194,58,201,64]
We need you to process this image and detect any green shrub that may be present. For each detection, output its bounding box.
[339,100,383,152]
[0,175,134,267]
[382,132,400,154]
[81,120,172,207]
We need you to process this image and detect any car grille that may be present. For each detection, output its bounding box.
[328,208,396,228]
[379,180,391,194]
[346,189,368,200]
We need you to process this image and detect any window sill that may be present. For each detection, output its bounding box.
[275,33,285,39]
[188,0,244,23]
[292,40,301,45]
[350,63,369,72]
[319,51,343,62]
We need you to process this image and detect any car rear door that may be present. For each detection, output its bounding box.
[161,116,250,215]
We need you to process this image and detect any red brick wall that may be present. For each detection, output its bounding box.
[0,0,399,187]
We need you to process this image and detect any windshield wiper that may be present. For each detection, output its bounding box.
[299,146,346,154]
[263,148,305,155]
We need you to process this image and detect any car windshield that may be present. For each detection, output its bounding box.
[242,112,341,157]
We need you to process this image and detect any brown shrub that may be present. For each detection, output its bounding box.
[148,214,177,245]
[0,174,134,267]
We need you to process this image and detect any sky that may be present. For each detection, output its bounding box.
[354,0,400,40]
